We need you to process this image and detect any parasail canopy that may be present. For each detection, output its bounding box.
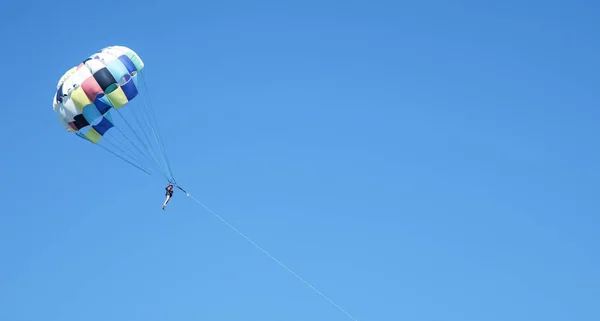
[52,45,176,184]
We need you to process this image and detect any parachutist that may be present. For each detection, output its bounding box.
[162,184,174,210]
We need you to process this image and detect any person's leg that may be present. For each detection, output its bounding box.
[162,195,171,209]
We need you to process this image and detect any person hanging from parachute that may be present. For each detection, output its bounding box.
[161,183,188,210]
[162,184,174,210]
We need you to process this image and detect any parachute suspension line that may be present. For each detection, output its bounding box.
[184,192,360,321]
[136,74,175,183]
[138,71,176,182]
[99,133,149,169]
[124,98,169,178]
[124,99,159,163]
[129,97,172,181]
[95,140,152,175]
[112,107,162,172]
[112,107,172,181]
[77,131,152,176]
[103,129,156,174]
[110,123,156,171]
[110,124,170,182]
[143,103,174,182]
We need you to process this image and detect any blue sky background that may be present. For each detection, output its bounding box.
[1,0,599,320]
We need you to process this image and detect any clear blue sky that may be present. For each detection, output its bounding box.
[1,1,598,320]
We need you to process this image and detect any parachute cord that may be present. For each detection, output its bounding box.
[114,108,165,175]
[125,99,164,171]
[112,108,171,181]
[129,98,171,180]
[95,141,152,175]
[183,192,360,321]
[105,129,155,171]
[139,72,173,177]
[133,91,171,180]
[99,136,151,173]
[112,125,160,172]
[139,72,175,180]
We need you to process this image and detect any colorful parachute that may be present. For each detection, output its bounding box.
[52,45,176,183]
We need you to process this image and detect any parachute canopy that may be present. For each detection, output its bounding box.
[52,45,176,183]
